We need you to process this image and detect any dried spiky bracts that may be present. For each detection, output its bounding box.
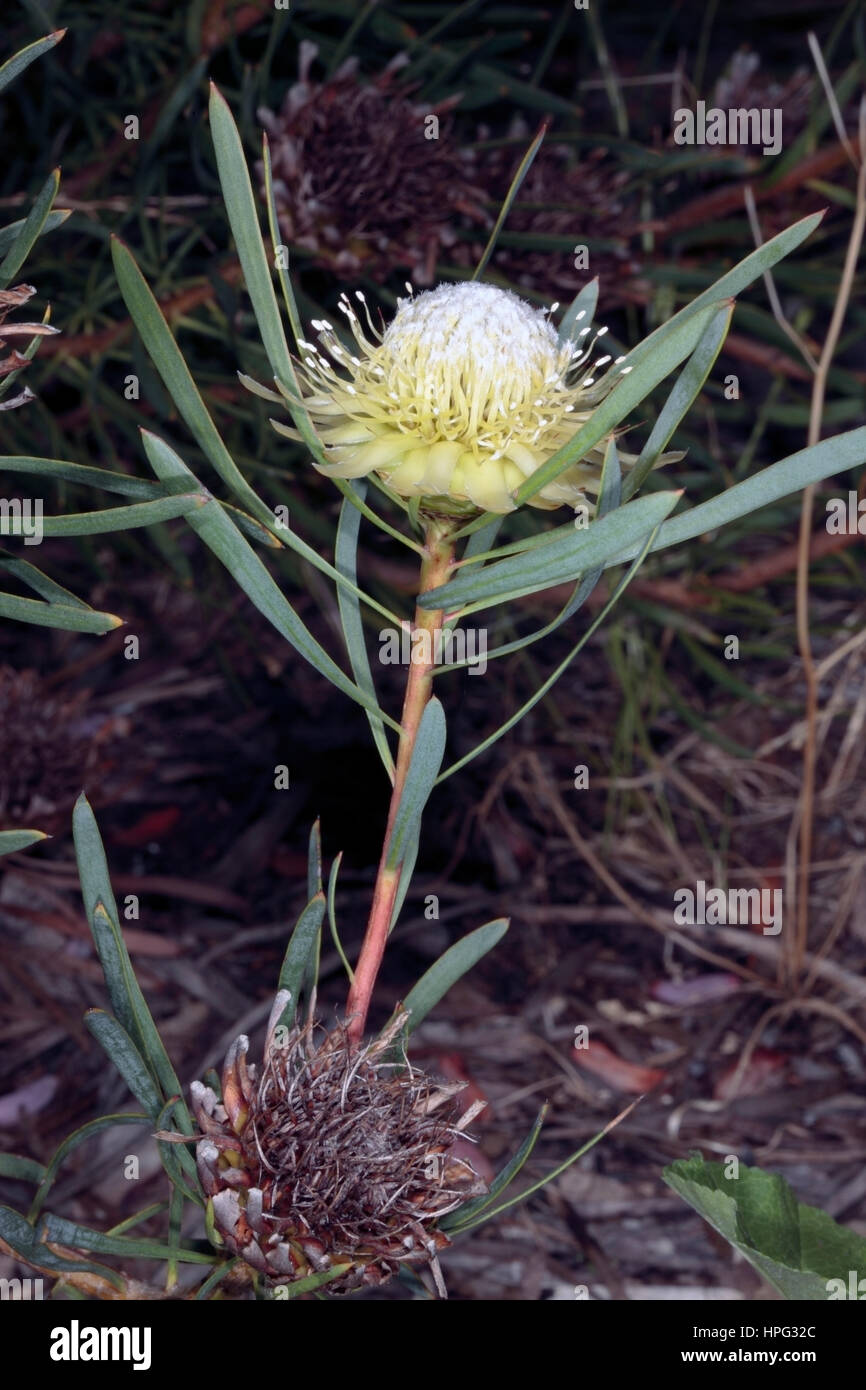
[192,993,487,1295]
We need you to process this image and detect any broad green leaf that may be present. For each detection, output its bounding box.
[421,490,679,614]
[664,1154,866,1300]
[277,892,326,1027]
[0,829,46,855]
[28,1114,149,1222]
[336,481,393,778]
[140,431,400,730]
[385,698,446,872]
[0,168,59,288]
[0,30,65,96]
[403,917,509,1034]
[0,1204,123,1290]
[441,1104,546,1232]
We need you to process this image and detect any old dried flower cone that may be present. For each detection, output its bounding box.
[192,992,487,1295]
[258,43,485,286]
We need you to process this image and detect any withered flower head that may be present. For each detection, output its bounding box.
[0,667,109,829]
[257,43,485,286]
[193,993,487,1296]
[454,142,644,310]
[0,285,58,411]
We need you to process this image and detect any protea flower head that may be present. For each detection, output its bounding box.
[270,279,636,515]
[192,993,487,1296]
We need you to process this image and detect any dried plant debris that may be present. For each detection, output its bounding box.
[258,43,486,286]
[191,996,487,1295]
[0,285,57,411]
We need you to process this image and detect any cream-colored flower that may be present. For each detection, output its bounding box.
[273,281,633,514]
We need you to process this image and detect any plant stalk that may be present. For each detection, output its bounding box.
[346,518,457,1045]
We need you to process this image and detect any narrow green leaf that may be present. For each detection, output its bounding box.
[0,591,120,633]
[0,210,69,257]
[140,432,401,731]
[73,796,194,1138]
[515,303,720,506]
[209,84,295,385]
[473,119,549,280]
[608,426,866,569]
[0,30,66,97]
[265,1264,353,1297]
[0,168,59,288]
[110,235,276,528]
[195,1258,239,1299]
[277,893,326,1027]
[385,699,446,872]
[619,211,824,379]
[0,547,92,609]
[0,458,162,498]
[0,829,47,855]
[558,277,599,348]
[307,819,322,902]
[0,493,206,538]
[0,1205,123,1290]
[421,490,679,614]
[40,1212,217,1265]
[28,1115,149,1223]
[0,1153,46,1184]
[403,918,509,1034]
[622,301,734,501]
[441,1104,546,1232]
[336,481,393,778]
[83,1010,163,1120]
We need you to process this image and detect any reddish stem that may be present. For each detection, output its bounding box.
[346,519,457,1045]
